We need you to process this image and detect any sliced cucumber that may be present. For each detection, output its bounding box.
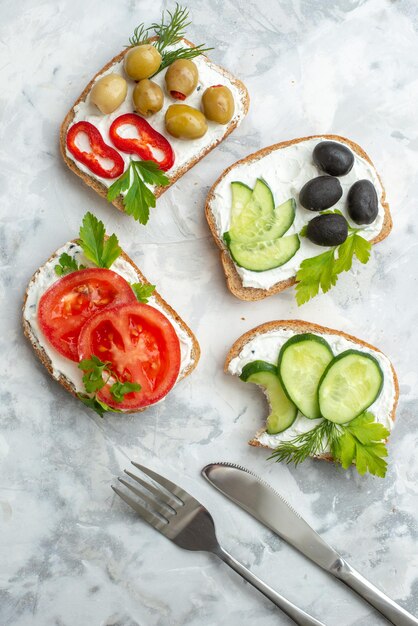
[278,334,334,419]
[228,178,274,242]
[230,181,252,223]
[227,234,300,271]
[240,360,297,434]
[264,198,296,240]
[318,350,384,424]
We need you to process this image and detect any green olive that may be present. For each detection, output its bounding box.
[165,59,198,100]
[124,44,162,81]
[202,85,235,124]
[90,73,127,114]
[133,79,164,117]
[165,104,208,139]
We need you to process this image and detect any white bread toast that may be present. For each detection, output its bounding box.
[60,38,249,216]
[205,134,392,301]
[22,242,200,413]
[225,319,399,461]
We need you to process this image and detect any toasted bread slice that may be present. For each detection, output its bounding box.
[225,320,398,461]
[22,242,200,413]
[60,38,249,216]
[206,134,392,301]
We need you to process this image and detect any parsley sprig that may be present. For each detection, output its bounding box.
[296,212,372,305]
[268,412,389,478]
[77,355,141,417]
[55,252,85,276]
[131,282,156,303]
[128,4,212,74]
[78,212,122,267]
[331,412,389,478]
[107,161,170,225]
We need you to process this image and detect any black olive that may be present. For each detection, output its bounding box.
[306,213,348,246]
[313,141,354,176]
[299,176,343,211]
[347,180,378,225]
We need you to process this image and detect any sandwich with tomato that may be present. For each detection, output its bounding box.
[23,212,200,415]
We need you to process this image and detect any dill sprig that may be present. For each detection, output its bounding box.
[128,4,213,74]
[268,420,341,466]
[152,4,191,52]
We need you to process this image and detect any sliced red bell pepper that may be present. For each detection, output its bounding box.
[66,121,125,179]
[109,113,175,172]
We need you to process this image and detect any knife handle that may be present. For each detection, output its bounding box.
[214,545,325,626]
[333,559,418,626]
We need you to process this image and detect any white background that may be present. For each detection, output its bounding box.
[1,0,417,624]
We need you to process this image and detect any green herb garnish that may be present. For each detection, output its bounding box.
[131,282,156,303]
[78,212,122,268]
[268,420,339,466]
[78,355,141,417]
[54,252,86,276]
[107,160,170,225]
[295,226,371,305]
[128,4,213,75]
[268,412,389,478]
[331,412,389,478]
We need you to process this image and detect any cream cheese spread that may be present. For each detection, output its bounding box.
[23,243,195,400]
[228,328,395,450]
[209,137,385,288]
[65,42,247,189]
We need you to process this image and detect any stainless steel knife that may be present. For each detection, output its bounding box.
[202,462,418,626]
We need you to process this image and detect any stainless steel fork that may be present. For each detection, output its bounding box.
[112,462,325,626]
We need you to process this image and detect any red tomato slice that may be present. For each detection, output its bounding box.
[38,268,137,361]
[77,303,181,410]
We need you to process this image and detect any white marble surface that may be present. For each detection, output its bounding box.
[1,0,418,624]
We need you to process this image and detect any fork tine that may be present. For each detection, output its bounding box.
[118,478,175,517]
[124,470,179,511]
[111,485,168,533]
[131,462,187,502]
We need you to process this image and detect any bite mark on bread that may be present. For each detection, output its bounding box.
[224,319,399,459]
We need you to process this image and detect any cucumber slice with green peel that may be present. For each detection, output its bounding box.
[228,178,274,242]
[230,181,252,223]
[318,350,384,424]
[227,234,300,271]
[240,360,298,434]
[278,334,334,419]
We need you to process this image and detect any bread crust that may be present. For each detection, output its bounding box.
[205,134,392,301]
[22,242,200,413]
[224,319,399,459]
[60,38,249,215]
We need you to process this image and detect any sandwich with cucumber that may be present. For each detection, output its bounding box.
[225,320,398,477]
[23,212,200,416]
[206,135,392,303]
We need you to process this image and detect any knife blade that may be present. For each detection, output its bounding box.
[202,462,340,570]
[202,462,418,626]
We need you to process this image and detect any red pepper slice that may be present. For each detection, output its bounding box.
[109,113,175,172]
[66,121,124,179]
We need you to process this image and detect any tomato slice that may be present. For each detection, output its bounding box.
[77,303,181,410]
[38,268,137,361]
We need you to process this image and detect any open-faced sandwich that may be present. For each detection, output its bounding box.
[206,135,391,303]
[226,320,398,477]
[61,4,249,225]
[23,213,200,415]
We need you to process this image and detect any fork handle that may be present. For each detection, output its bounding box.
[214,545,325,626]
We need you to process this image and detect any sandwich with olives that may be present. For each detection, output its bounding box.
[225,320,398,478]
[205,135,392,303]
[23,213,200,416]
[60,5,249,225]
